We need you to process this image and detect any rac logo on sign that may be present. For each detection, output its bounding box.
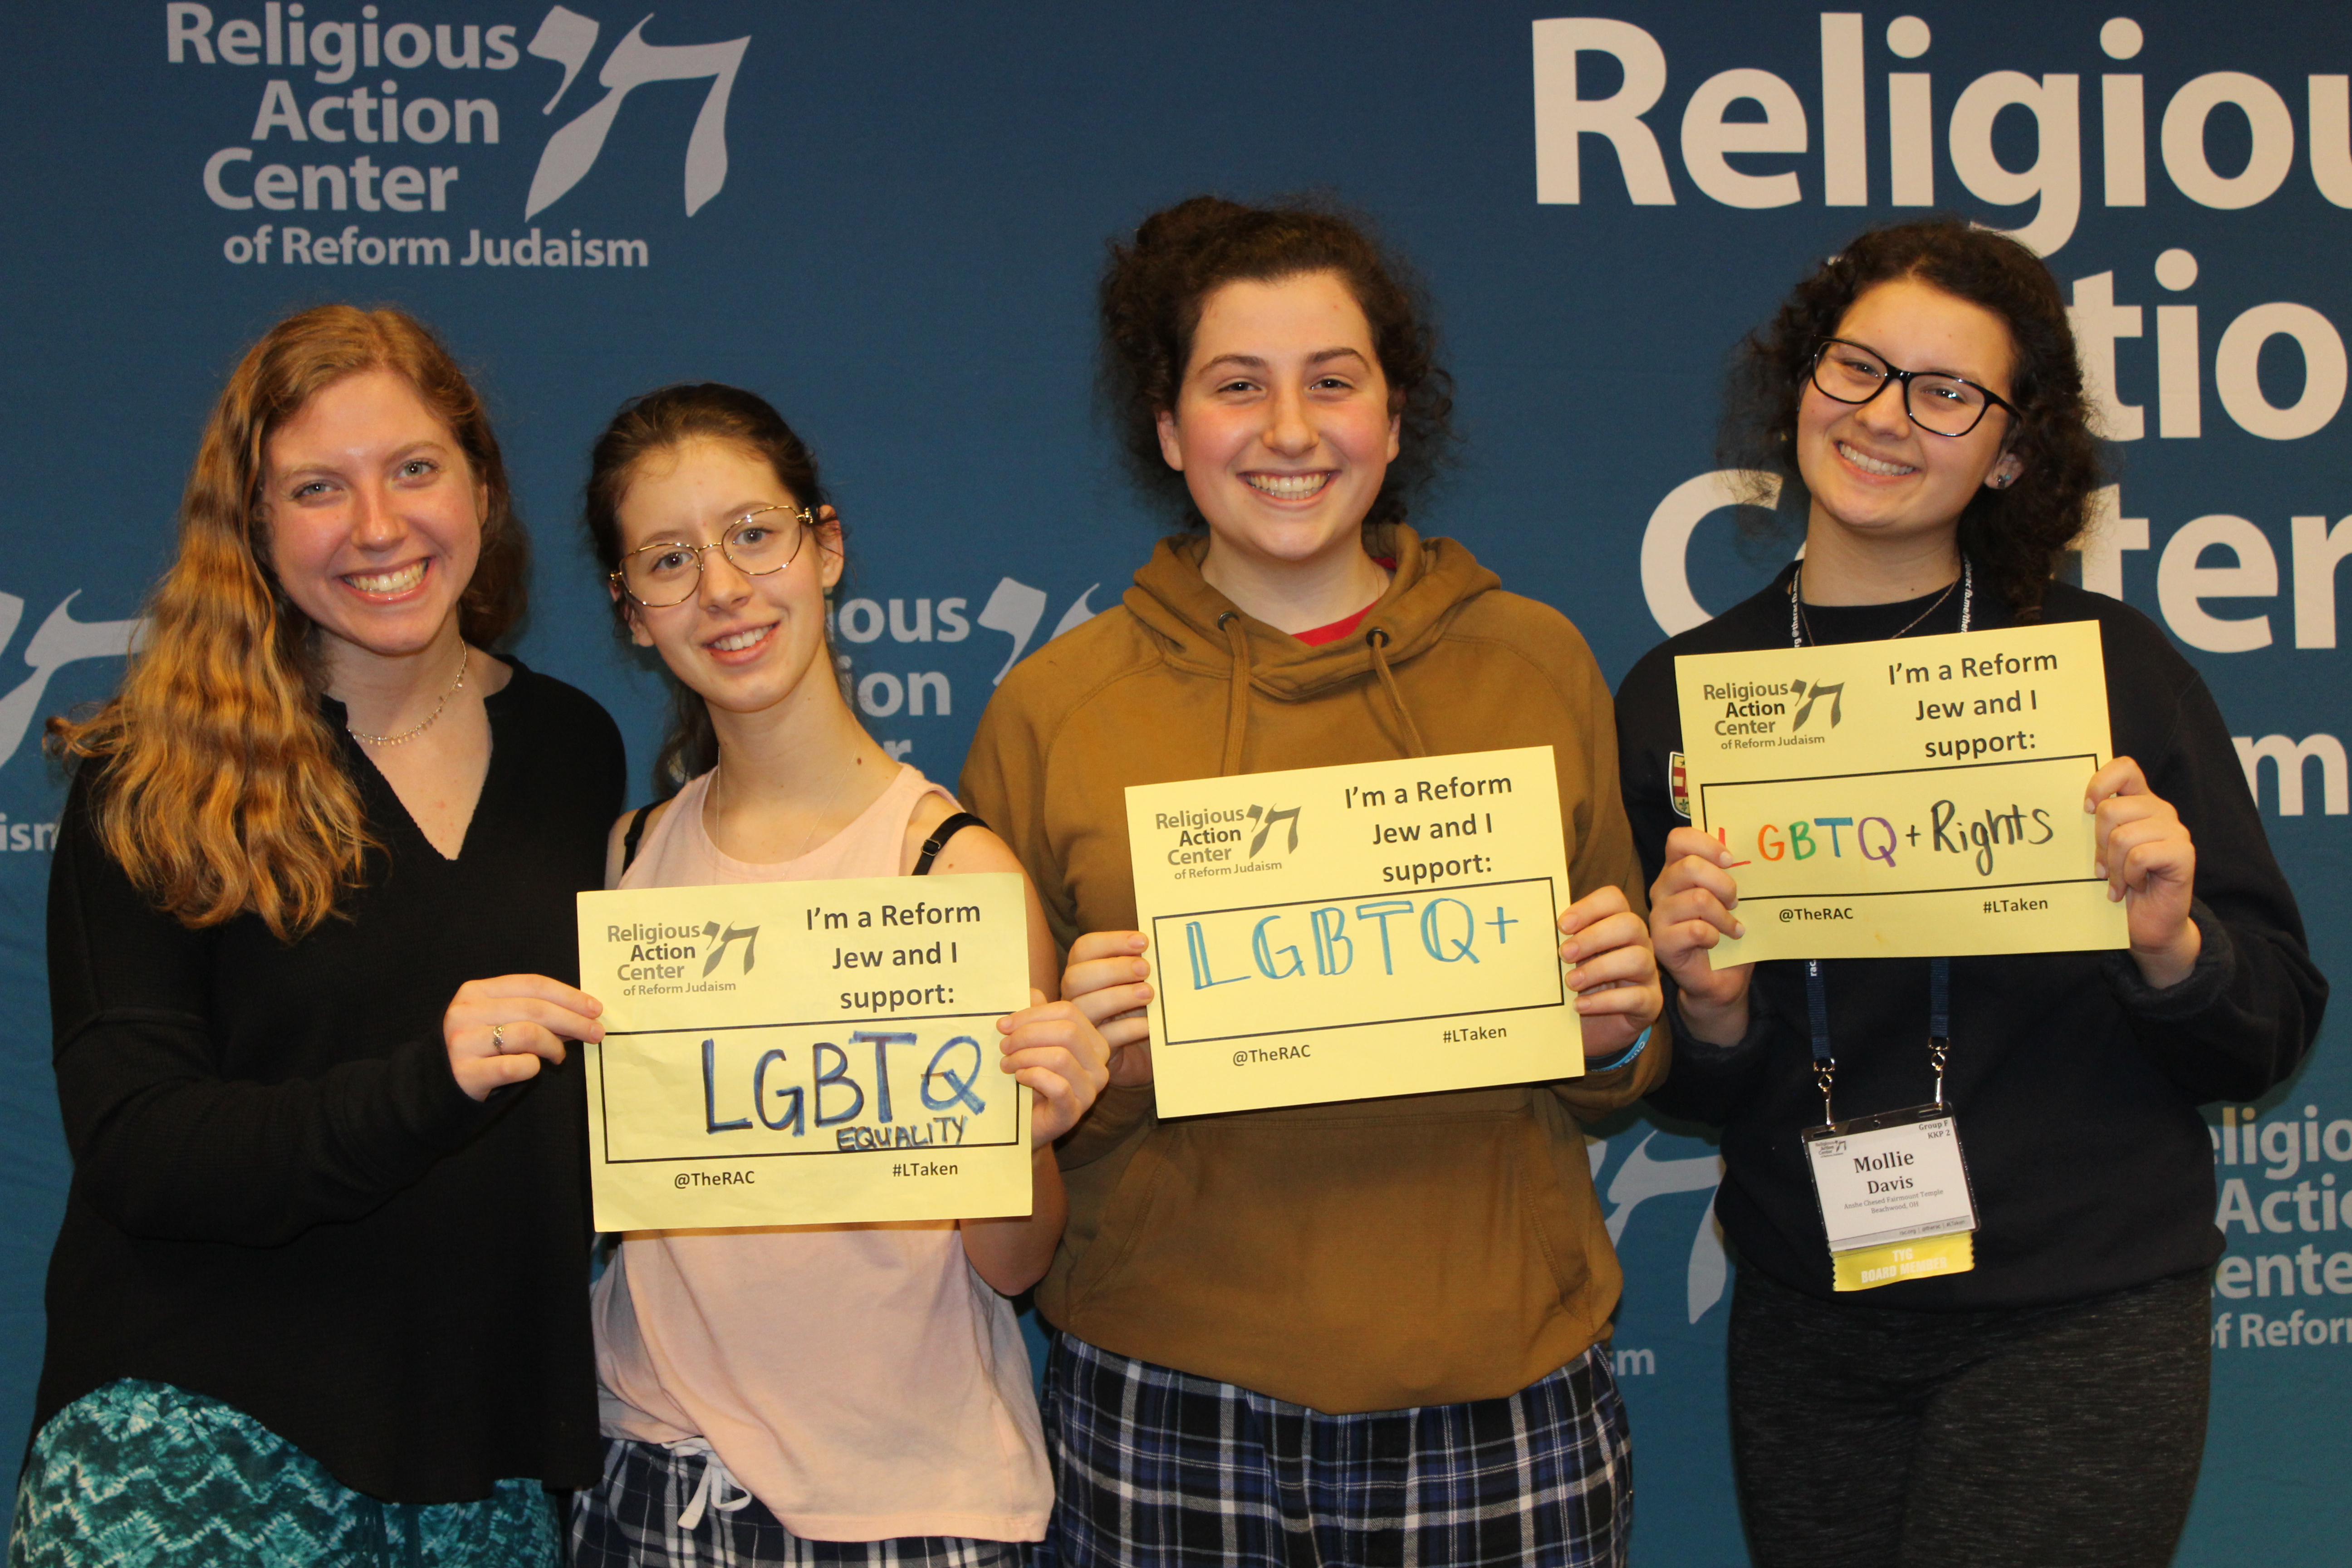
[1245,804,1301,857]
[697,919,759,976]
[1790,679,1844,731]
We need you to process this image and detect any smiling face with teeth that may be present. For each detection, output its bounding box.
[1155,270,1401,625]
[1795,276,2024,598]
[264,368,487,669]
[614,438,844,723]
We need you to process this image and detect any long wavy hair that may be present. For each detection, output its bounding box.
[1099,194,1457,531]
[49,305,524,940]
[580,383,834,795]
[1721,217,2103,618]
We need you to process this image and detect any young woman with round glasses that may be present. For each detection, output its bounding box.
[1614,218,2324,1565]
[568,383,1109,1568]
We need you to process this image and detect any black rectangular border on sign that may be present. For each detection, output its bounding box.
[595,1014,1024,1166]
[1147,876,1567,1048]
[1694,753,2106,901]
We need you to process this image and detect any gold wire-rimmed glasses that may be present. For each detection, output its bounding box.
[611,505,813,607]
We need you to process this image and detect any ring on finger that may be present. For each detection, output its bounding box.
[492,1023,507,1049]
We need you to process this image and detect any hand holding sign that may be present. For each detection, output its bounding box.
[1059,931,1156,1088]
[1554,884,1663,1059]
[443,973,605,1101]
[996,990,1112,1144]
[2085,756,2201,986]
[1646,825,1757,1047]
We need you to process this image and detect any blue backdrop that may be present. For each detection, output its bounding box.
[2,3,2346,1559]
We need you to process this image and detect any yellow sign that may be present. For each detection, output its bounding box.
[575,874,1032,1230]
[1674,621,2127,963]
[1124,746,1582,1118]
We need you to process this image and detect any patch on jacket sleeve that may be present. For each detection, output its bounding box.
[1669,751,1690,819]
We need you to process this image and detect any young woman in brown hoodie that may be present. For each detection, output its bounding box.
[960,196,1666,1568]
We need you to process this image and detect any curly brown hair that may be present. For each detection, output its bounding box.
[1721,216,2104,618]
[1099,194,1455,530]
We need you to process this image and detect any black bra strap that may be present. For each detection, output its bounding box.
[913,811,987,876]
[620,804,655,872]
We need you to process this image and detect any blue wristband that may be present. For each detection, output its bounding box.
[1586,1024,1652,1076]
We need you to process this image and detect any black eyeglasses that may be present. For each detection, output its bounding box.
[612,505,812,607]
[1808,339,2021,437]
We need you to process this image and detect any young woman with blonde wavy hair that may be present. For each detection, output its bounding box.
[15,304,623,1568]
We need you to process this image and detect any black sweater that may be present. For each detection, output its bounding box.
[1616,569,2324,1309]
[37,663,623,1500]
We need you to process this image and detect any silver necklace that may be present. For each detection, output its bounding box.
[348,646,470,746]
[1789,558,1971,648]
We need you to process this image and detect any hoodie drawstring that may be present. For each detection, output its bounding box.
[1216,611,1252,776]
[1365,626,1430,758]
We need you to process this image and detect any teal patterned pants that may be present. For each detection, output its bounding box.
[8,1380,561,1568]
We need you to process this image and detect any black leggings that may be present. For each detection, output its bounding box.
[1726,1263,2210,1568]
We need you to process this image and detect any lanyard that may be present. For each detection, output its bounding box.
[1803,956,1951,1124]
[1792,559,1968,1127]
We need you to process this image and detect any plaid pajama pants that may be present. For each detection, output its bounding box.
[568,1437,1025,1568]
[1035,1334,1632,1568]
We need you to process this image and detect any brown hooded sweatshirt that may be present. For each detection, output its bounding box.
[960,524,1667,1413]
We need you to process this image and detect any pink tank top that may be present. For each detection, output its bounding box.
[591,764,1050,1543]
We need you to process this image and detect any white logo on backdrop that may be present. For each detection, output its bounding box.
[1591,1130,1729,1324]
[0,571,1109,775]
[830,578,1100,760]
[1530,15,2352,260]
[0,593,142,772]
[979,578,1102,684]
[523,6,750,219]
[183,2,753,267]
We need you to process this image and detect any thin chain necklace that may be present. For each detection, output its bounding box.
[348,646,470,746]
[1789,558,1970,647]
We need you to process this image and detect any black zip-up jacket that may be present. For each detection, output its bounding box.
[1616,568,2324,1308]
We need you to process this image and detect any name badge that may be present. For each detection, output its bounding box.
[1802,1104,1979,1291]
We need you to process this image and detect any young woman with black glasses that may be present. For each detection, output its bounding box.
[1615,217,2323,1568]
